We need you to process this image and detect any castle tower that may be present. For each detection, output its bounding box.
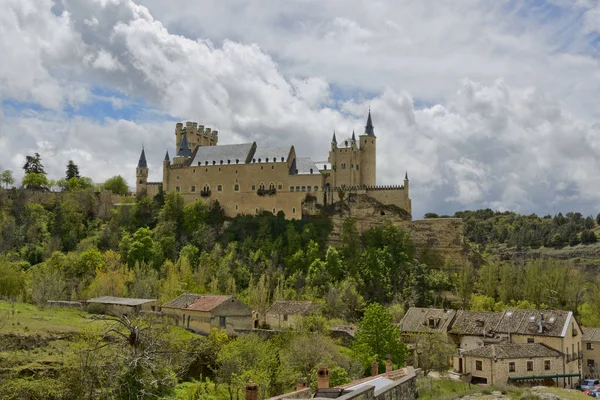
[359,110,377,186]
[162,150,170,192]
[175,123,184,150]
[136,147,148,194]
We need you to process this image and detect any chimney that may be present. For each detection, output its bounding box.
[296,379,307,392]
[371,360,379,376]
[246,382,258,400]
[317,367,329,389]
[385,359,393,373]
[538,313,546,334]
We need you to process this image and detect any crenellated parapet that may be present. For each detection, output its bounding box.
[175,121,219,151]
[326,184,406,192]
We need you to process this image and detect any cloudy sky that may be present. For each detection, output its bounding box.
[2,0,600,218]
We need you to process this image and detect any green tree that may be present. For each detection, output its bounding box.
[352,303,406,372]
[410,333,456,376]
[0,258,25,299]
[125,227,162,268]
[22,172,49,190]
[23,153,45,174]
[0,169,14,189]
[103,175,129,196]
[65,160,80,180]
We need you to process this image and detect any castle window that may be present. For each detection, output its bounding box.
[193,169,196,173]
[205,168,208,172]
[351,164,353,169]
[310,168,313,174]
[272,165,274,169]
[191,185,196,192]
[527,361,533,371]
[234,184,239,191]
[228,160,231,164]
[236,159,239,164]
[235,204,239,210]
[259,183,265,191]
[290,186,294,192]
[220,160,223,165]
[219,168,221,172]
[256,208,258,214]
[356,164,359,170]
[175,186,181,192]
[261,166,263,170]
[341,163,346,169]
[307,186,311,192]
[217,185,223,192]
[252,185,256,190]
[314,186,318,191]
[235,170,238,174]
[258,158,261,162]
[281,157,284,162]
[301,186,306,192]
[278,184,282,190]
[266,158,269,162]
[269,183,275,191]
[292,207,296,214]
[345,141,348,147]
[197,162,201,166]
[296,186,300,191]
[176,176,180,180]
[253,159,256,163]
[272,208,276,214]
[213,161,216,165]
[139,180,143,184]
[205,161,208,165]
[475,361,482,371]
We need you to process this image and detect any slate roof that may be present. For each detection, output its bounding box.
[583,327,600,342]
[462,343,562,359]
[450,310,504,336]
[137,148,147,168]
[295,157,320,175]
[266,300,316,316]
[364,111,375,136]
[190,143,255,166]
[87,296,156,306]
[177,134,192,158]
[161,293,202,309]
[399,308,457,334]
[185,295,233,312]
[493,309,572,338]
[252,146,291,163]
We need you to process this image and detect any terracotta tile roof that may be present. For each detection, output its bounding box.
[583,327,600,342]
[462,343,562,359]
[185,295,233,311]
[449,310,504,336]
[493,310,571,337]
[399,307,457,333]
[161,293,202,309]
[266,300,316,316]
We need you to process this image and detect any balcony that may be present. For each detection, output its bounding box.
[200,189,211,197]
[257,188,276,196]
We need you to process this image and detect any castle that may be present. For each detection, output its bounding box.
[136,112,412,219]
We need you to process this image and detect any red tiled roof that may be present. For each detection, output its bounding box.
[185,295,233,311]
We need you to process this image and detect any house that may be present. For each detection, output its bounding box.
[398,307,457,336]
[460,343,566,386]
[583,328,600,377]
[265,300,317,329]
[161,293,253,335]
[85,296,158,315]
[449,310,507,350]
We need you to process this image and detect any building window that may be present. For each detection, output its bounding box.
[475,361,482,371]
[351,164,354,169]
[272,208,276,214]
[290,186,294,192]
[235,204,238,210]
[252,185,256,190]
[341,163,346,169]
[588,359,595,370]
[234,184,239,191]
[283,314,288,321]
[235,169,238,174]
[176,175,180,180]
[139,179,143,184]
[261,166,263,170]
[527,338,534,343]
[292,207,296,214]
[544,360,551,370]
[219,316,226,328]
[206,168,208,172]
[269,183,275,191]
[301,186,306,192]
[508,362,515,372]
[220,160,223,165]
[526,361,533,371]
[272,165,274,169]
[175,186,181,192]
[219,167,221,171]
[259,183,265,191]
[588,343,594,350]
[217,185,223,192]
[307,186,311,192]
[356,164,359,170]
[314,186,318,191]
[278,184,283,190]
[191,185,196,192]
[296,186,300,191]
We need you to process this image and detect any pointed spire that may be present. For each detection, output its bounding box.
[137,147,148,169]
[331,130,337,144]
[405,171,409,181]
[164,150,170,162]
[178,134,191,157]
[365,110,375,136]
[352,130,356,141]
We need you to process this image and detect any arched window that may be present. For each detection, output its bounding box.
[307,186,311,192]
[236,159,239,164]
[205,161,208,166]
[220,160,223,165]
[290,186,294,192]
[266,158,269,162]
[175,186,181,192]
[212,161,216,165]
[314,186,318,191]
[258,158,261,162]
[191,185,196,192]
[139,179,143,184]
[217,185,223,192]
[272,208,276,214]
[281,157,284,162]
[227,159,231,164]
[278,183,283,190]
[259,183,265,191]
[301,186,306,192]
[296,186,300,191]
[235,204,239,210]
[269,183,275,191]
[234,184,239,191]
[292,207,296,214]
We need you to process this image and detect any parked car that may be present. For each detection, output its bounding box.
[586,386,600,396]
[589,391,600,398]
[582,379,600,391]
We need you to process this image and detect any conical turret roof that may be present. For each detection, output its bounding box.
[137,147,148,168]
[364,110,375,136]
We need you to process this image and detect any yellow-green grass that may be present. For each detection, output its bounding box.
[0,301,97,335]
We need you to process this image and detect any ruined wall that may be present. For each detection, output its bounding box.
[325,194,467,267]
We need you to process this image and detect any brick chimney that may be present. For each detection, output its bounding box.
[371,360,379,376]
[317,367,329,389]
[296,379,307,392]
[246,382,258,400]
[385,359,393,373]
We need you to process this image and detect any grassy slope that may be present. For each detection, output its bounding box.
[0,301,100,334]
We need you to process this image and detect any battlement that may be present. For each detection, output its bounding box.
[176,121,219,138]
[326,184,405,192]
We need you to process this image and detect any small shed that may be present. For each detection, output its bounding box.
[265,300,317,329]
[86,296,158,315]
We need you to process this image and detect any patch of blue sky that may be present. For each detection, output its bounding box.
[2,87,176,123]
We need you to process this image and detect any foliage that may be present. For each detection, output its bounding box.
[65,160,80,180]
[0,169,14,189]
[411,333,456,375]
[22,172,49,190]
[23,153,45,175]
[352,303,406,372]
[103,175,129,196]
